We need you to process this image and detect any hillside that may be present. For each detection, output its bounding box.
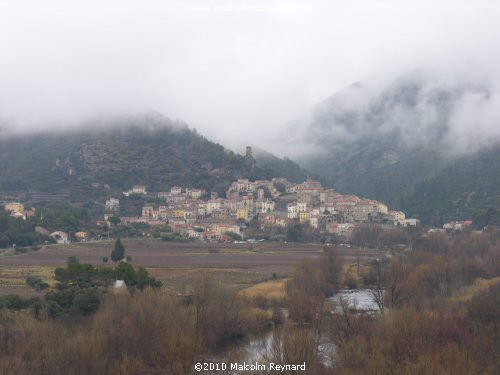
[401,145,500,226]
[252,147,312,183]
[284,71,500,224]
[0,114,308,201]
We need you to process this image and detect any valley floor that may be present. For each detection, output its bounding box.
[0,239,381,296]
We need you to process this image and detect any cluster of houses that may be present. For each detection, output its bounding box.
[104,178,417,242]
[42,229,89,244]
[1,202,89,245]
[4,179,479,245]
[426,220,475,237]
[2,202,36,221]
[443,220,473,232]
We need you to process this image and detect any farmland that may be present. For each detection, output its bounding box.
[0,239,381,296]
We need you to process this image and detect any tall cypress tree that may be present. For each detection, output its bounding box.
[111,238,125,262]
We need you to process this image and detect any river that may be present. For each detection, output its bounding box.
[223,289,380,369]
[328,288,380,312]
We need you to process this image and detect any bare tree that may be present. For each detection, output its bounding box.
[369,260,385,314]
[262,326,316,375]
[327,296,368,348]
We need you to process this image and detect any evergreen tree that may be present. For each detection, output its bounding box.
[111,238,125,262]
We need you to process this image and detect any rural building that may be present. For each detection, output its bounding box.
[75,231,89,242]
[113,280,127,294]
[51,231,70,244]
[4,202,24,214]
[132,185,147,194]
[236,208,249,221]
[105,198,120,211]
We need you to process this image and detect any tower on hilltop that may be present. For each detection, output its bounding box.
[245,146,256,172]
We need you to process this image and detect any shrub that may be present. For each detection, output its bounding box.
[26,276,49,291]
[72,289,100,315]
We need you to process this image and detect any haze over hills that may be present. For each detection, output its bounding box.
[1,70,499,226]
[0,113,309,201]
[280,70,500,225]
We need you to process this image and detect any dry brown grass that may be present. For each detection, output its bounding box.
[337,263,371,288]
[239,278,288,302]
[450,276,500,303]
[0,266,56,292]
[0,266,56,297]
[147,267,270,293]
[0,240,380,298]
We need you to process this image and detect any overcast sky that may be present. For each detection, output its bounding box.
[1,0,499,152]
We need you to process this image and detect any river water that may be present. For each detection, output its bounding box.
[328,288,380,312]
[227,289,380,368]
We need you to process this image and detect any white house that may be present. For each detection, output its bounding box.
[297,201,307,213]
[170,186,182,195]
[206,199,222,214]
[404,218,420,227]
[105,198,120,211]
[287,204,297,219]
[113,280,128,294]
[10,211,26,220]
[132,185,147,194]
[256,199,275,213]
[51,231,70,244]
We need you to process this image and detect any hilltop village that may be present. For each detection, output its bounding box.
[3,169,476,247]
[101,177,417,242]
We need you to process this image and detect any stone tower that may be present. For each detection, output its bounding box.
[245,146,256,172]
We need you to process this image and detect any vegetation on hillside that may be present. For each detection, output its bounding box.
[0,115,311,200]
[402,145,500,226]
[253,148,312,182]
[292,72,500,225]
[0,208,51,248]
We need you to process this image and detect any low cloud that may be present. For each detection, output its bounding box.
[0,0,499,156]
[279,70,500,159]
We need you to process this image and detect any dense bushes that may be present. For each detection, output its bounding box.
[0,291,201,374]
[45,286,101,317]
[377,231,500,310]
[45,261,162,317]
[0,261,163,319]
[279,230,500,374]
[31,205,93,233]
[286,249,341,323]
[286,222,317,242]
[0,230,499,373]
[191,273,270,349]
[331,230,500,374]
[0,295,40,311]
[0,209,51,248]
[335,308,480,374]
[26,276,49,291]
[0,272,272,374]
[350,223,426,250]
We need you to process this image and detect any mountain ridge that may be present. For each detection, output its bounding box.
[0,114,310,202]
[283,70,500,225]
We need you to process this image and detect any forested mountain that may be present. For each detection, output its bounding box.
[283,70,500,225]
[0,113,308,201]
[252,147,312,183]
[401,145,500,226]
